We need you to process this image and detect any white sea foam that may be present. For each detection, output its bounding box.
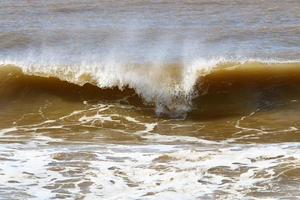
[0,140,299,199]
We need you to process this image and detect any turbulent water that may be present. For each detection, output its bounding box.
[1,0,300,199]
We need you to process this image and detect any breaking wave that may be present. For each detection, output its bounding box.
[1,59,300,118]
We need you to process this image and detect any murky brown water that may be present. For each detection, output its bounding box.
[1,0,300,199]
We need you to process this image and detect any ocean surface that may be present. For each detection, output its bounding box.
[0,0,300,199]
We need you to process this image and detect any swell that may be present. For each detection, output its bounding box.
[1,61,300,118]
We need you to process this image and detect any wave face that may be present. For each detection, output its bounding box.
[1,61,300,117]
